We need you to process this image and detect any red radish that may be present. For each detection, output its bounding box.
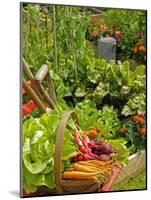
[88,139,95,146]
[85,136,91,144]
[87,148,92,154]
[74,133,83,146]
[93,153,99,159]
[75,137,83,146]
[77,154,84,161]
[85,154,95,160]
[83,154,90,161]
[82,137,88,148]
[79,146,85,153]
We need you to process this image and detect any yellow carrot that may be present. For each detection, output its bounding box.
[86,159,113,166]
[73,163,102,173]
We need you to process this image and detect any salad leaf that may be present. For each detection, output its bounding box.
[22,106,78,193]
[122,93,146,116]
[109,138,129,166]
[74,100,100,130]
[97,105,120,139]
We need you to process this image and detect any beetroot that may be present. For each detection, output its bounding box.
[92,150,101,156]
[99,154,111,161]
[72,157,78,162]
[92,142,113,155]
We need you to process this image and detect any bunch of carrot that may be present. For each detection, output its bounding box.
[63,159,115,183]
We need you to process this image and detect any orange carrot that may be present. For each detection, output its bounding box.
[63,171,98,180]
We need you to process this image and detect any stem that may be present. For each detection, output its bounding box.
[52,6,58,73]
[28,19,32,55]
[46,14,48,51]
[36,5,40,40]
[67,7,77,78]
[24,13,29,56]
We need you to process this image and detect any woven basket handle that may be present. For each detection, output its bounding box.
[54,111,79,194]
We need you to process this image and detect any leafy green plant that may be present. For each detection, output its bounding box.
[74,100,100,130]
[119,117,146,151]
[122,93,146,116]
[97,105,120,139]
[109,138,129,166]
[74,101,120,140]
[23,106,78,193]
[105,9,146,59]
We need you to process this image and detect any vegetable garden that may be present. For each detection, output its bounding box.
[21,3,147,197]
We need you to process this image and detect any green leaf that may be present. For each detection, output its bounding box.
[109,138,129,166]
[23,165,55,190]
[22,106,78,193]
[131,65,145,80]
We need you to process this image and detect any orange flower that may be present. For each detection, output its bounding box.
[138,117,145,126]
[139,45,146,53]
[84,128,98,139]
[132,115,145,126]
[101,131,106,138]
[115,31,120,36]
[119,128,126,135]
[100,23,106,30]
[92,28,99,37]
[90,17,99,25]
[134,47,138,54]
[132,115,140,122]
[135,41,142,47]
[140,128,146,137]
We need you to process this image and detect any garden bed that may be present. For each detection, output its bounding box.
[21,4,147,197]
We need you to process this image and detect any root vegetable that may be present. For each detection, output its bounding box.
[63,171,98,180]
[99,154,111,161]
[92,142,113,155]
[73,163,98,173]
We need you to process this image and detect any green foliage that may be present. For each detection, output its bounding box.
[105,9,146,58]
[120,118,146,151]
[97,105,120,139]
[22,5,146,118]
[74,100,100,130]
[113,170,146,191]
[109,138,129,166]
[122,93,146,116]
[74,100,120,140]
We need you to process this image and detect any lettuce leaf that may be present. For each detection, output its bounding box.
[22,107,78,193]
[109,138,129,166]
